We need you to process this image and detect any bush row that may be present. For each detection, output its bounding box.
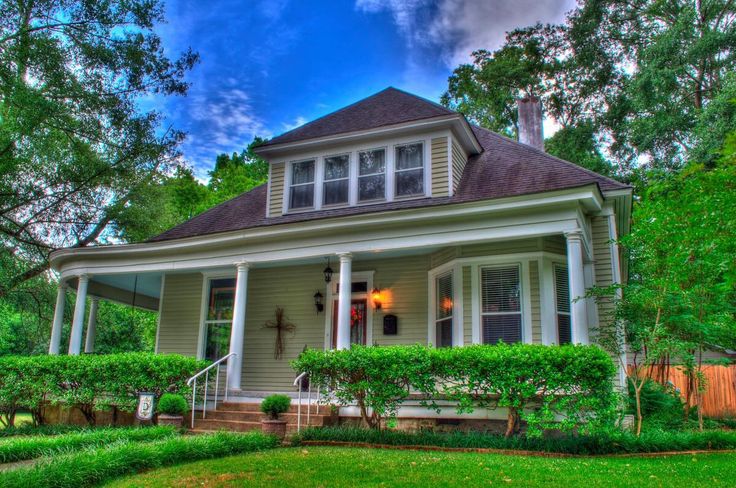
[293,426,736,455]
[0,426,178,463]
[292,344,617,436]
[0,353,208,426]
[0,432,280,488]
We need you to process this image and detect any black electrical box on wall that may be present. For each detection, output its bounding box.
[383,314,398,335]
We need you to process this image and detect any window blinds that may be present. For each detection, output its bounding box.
[435,272,453,347]
[480,265,522,344]
[554,264,572,344]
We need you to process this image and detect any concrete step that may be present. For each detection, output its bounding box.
[196,410,333,426]
[218,402,323,414]
[192,418,300,434]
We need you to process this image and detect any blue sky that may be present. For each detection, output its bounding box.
[150,0,575,178]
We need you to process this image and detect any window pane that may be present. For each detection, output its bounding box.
[206,278,235,320]
[436,273,453,320]
[396,168,424,197]
[436,318,453,348]
[482,315,522,344]
[290,185,314,209]
[205,322,231,361]
[554,265,570,313]
[396,143,423,170]
[323,180,348,205]
[291,160,315,184]
[325,155,349,180]
[481,266,521,313]
[359,149,385,175]
[557,314,572,344]
[358,174,385,201]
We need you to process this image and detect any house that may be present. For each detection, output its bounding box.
[49,88,632,423]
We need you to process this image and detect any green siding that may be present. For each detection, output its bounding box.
[157,273,202,357]
[529,260,542,343]
[431,137,449,197]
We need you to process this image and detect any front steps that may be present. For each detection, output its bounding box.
[191,401,337,434]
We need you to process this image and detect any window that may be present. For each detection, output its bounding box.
[289,159,315,209]
[480,265,522,344]
[358,148,385,202]
[395,142,424,197]
[323,154,350,206]
[554,264,572,344]
[203,278,235,361]
[435,272,454,347]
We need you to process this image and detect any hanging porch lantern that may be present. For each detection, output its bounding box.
[323,257,333,283]
[314,291,324,313]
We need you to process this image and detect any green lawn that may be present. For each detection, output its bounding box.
[106,446,736,487]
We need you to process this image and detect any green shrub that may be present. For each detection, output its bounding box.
[626,378,685,430]
[0,354,207,426]
[0,424,86,438]
[293,344,617,436]
[0,432,279,488]
[260,394,291,420]
[157,394,188,416]
[0,426,178,463]
[292,426,736,455]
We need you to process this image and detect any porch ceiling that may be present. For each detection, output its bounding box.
[67,272,162,311]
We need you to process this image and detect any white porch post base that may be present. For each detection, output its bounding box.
[84,297,99,353]
[49,284,66,355]
[336,253,353,350]
[565,230,588,344]
[68,275,89,355]
[227,262,249,391]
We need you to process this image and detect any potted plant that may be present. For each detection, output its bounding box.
[156,393,188,428]
[260,394,291,439]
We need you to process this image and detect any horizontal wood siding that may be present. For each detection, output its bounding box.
[529,260,542,343]
[431,137,449,197]
[459,239,542,257]
[430,247,458,269]
[542,235,566,255]
[269,162,285,217]
[157,273,203,357]
[451,138,465,193]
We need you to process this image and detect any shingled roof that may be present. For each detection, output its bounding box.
[259,87,455,147]
[150,101,629,243]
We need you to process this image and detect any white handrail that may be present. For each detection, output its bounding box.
[187,353,235,429]
[293,372,320,433]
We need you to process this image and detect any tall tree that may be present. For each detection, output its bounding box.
[0,0,198,296]
[207,136,269,205]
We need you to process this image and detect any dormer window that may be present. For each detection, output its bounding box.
[323,154,350,206]
[289,159,315,210]
[358,148,386,202]
[395,142,424,197]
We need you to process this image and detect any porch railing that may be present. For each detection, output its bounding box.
[293,372,320,433]
[186,353,235,429]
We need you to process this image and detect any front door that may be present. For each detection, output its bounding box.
[331,299,367,349]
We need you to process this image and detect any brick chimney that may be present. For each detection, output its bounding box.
[517,96,544,151]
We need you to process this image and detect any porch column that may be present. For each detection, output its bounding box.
[84,297,99,353]
[227,261,249,391]
[336,252,352,350]
[68,274,89,355]
[564,230,589,344]
[49,283,67,355]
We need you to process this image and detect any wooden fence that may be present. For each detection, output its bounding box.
[628,365,736,418]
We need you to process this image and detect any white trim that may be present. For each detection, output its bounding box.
[266,164,273,218]
[521,260,533,343]
[197,271,237,360]
[324,270,375,350]
[286,158,317,212]
[470,265,480,344]
[474,263,528,344]
[447,134,454,197]
[322,152,351,207]
[452,262,464,346]
[539,259,556,345]
[154,274,166,353]
[427,268,460,347]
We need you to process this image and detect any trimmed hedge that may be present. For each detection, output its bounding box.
[0,353,208,426]
[293,426,736,455]
[0,426,178,463]
[0,432,280,488]
[292,344,617,436]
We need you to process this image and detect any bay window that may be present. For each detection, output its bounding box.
[203,277,236,361]
[554,264,572,344]
[395,142,424,197]
[480,265,522,344]
[358,148,386,202]
[289,159,315,209]
[323,154,350,206]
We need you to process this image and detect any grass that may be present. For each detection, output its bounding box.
[0,432,279,488]
[105,446,736,487]
[0,426,178,463]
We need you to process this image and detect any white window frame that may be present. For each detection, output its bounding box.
[433,270,454,347]
[428,262,463,347]
[287,158,317,211]
[553,263,572,344]
[357,146,388,204]
[197,272,236,360]
[322,152,351,207]
[478,263,525,345]
[393,141,425,199]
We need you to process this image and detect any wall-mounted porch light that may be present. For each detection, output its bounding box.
[323,257,333,283]
[314,291,324,313]
[371,287,382,310]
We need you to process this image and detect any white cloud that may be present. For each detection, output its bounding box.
[282,116,308,132]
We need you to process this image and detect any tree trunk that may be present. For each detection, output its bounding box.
[505,407,520,437]
[634,379,644,437]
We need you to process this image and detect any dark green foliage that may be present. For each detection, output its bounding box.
[0,424,86,438]
[156,394,188,416]
[0,432,279,488]
[293,426,736,455]
[626,379,685,430]
[260,394,291,420]
[0,426,177,463]
[292,344,616,436]
[0,354,206,426]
